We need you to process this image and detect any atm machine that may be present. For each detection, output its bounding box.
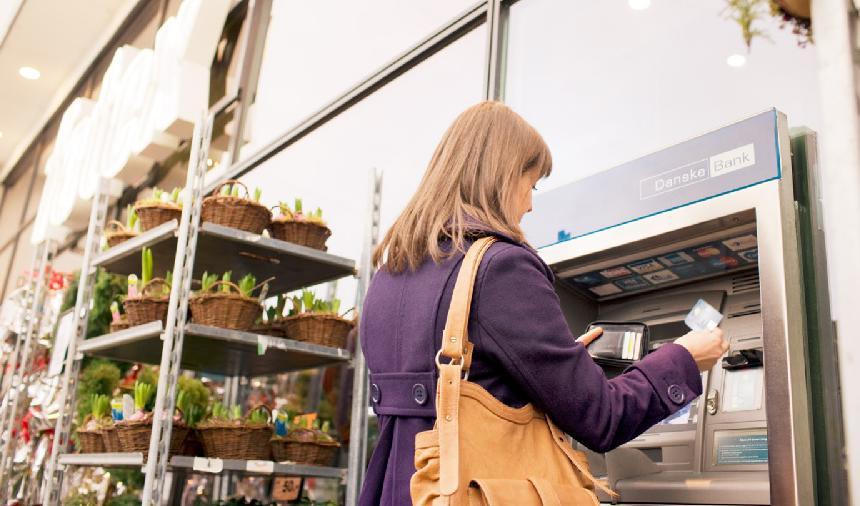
[522,110,836,505]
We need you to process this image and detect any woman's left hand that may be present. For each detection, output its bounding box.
[576,326,603,347]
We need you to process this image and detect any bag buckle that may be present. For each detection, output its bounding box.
[435,350,469,381]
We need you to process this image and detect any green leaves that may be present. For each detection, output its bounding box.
[90,394,110,419]
[210,402,230,420]
[200,272,218,292]
[238,274,257,297]
[275,198,326,226]
[221,271,232,293]
[230,405,242,421]
[125,205,139,231]
[141,247,153,287]
[133,381,155,412]
[247,407,269,424]
[288,289,343,315]
[253,187,262,202]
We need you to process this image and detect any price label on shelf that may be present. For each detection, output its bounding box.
[246,460,274,473]
[192,457,224,473]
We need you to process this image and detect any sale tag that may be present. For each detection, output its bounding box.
[192,457,224,473]
[246,460,274,473]
[271,477,302,501]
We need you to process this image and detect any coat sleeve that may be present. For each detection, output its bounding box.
[473,244,702,453]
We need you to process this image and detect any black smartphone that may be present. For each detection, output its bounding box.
[584,321,650,367]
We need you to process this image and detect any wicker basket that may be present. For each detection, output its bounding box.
[77,429,106,454]
[123,279,170,327]
[115,418,189,459]
[109,316,130,334]
[283,313,354,348]
[268,218,331,251]
[250,320,286,338]
[105,220,138,248]
[134,202,182,231]
[197,405,273,460]
[101,424,121,453]
[271,437,340,466]
[201,180,271,234]
[190,281,261,330]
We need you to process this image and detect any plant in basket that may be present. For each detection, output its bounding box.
[104,205,140,248]
[268,198,332,250]
[123,247,171,327]
[115,382,189,459]
[77,394,111,453]
[108,301,130,333]
[201,180,271,234]
[197,403,273,460]
[282,290,354,349]
[190,272,271,330]
[134,187,183,231]
[270,415,341,466]
[251,295,288,337]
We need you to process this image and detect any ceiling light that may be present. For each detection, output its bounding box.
[726,54,747,68]
[19,66,40,80]
[629,0,651,10]
[0,132,3,139]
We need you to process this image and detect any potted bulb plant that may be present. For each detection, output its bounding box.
[201,180,270,234]
[271,416,341,466]
[282,290,354,348]
[104,205,139,248]
[122,247,171,326]
[115,381,189,459]
[197,403,273,460]
[133,187,183,231]
[190,272,270,330]
[77,394,111,453]
[268,198,331,250]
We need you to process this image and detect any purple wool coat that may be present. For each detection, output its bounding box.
[357,232,701,506]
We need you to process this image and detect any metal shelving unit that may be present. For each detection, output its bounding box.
[38,87,380,503]
[78,321,350,376]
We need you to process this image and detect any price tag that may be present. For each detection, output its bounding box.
[246,460,274,473]
[192,457,224,473]
[271,477,302,501]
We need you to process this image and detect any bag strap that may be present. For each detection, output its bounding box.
[436,236,496,496]
[439,236,497,374]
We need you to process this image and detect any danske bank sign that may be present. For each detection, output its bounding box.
[639,143,756,200]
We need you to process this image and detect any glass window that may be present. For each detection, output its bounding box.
[505,0,820,190]
[243,0,480,153]
[241,25,486,304]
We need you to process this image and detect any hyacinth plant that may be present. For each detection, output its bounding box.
[288,289,342,317]
[140,187,183,207]
[83,394,111,432]
[125,381,155,422]
[198,271,263,300]
[219,183,263,202]
[124,205,139,232]
[276,198,325,225]
[127,247,170,298]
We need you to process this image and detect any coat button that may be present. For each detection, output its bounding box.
[371,383,380,403]
[667,384,685,405]
[413,384,428,405]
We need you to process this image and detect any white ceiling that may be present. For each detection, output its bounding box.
[0,0,135,175]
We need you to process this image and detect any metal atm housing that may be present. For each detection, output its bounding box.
[524,111,833,505]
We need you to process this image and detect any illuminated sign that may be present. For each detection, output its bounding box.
[31,0,230,244]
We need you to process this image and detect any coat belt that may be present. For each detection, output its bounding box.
[368,371,436,418]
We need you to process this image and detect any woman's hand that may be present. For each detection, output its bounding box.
[576,326,603,347]
[674,328,728,372]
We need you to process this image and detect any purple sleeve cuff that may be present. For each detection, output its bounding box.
[631,343,703,412]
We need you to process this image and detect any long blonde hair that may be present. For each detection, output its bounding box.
[374,101,552,272]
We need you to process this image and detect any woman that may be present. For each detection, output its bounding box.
[358,101,726,505]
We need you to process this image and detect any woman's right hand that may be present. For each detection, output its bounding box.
[674,328,728,372]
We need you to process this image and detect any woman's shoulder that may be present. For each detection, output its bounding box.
[478,237,554,285]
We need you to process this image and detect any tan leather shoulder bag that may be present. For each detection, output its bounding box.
[410,237,612,505]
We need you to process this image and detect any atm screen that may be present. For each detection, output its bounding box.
[560,233,758,300]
